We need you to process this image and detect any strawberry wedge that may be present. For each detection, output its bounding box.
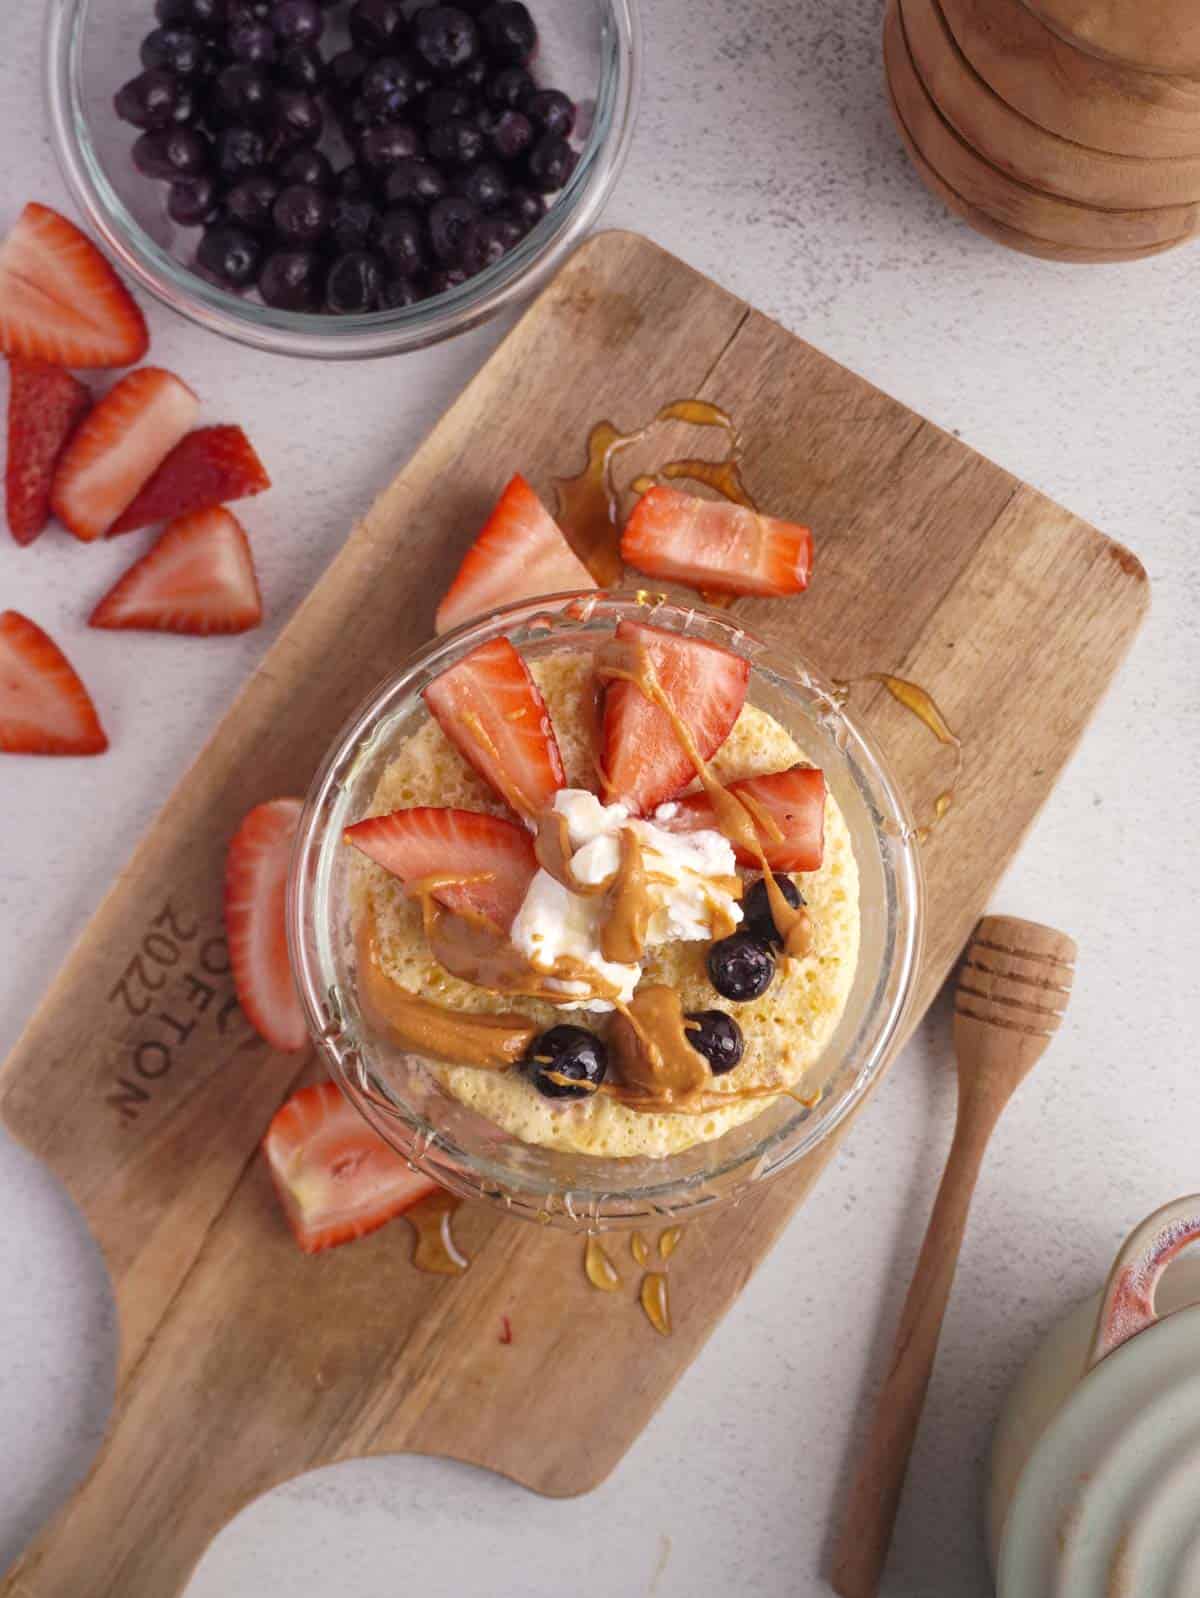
[0,203,149,370]
[659,764,826,871]
[423,636,564,818]
[601,619,750,814]
[225,798,309,1052]
[345,806,537,932]
[5,358,91,545]
[0,609,108,756]
[51,367,199,542]
[110,425,271,535]
[90,507,263,635]
[434,473,596,635]
[263,1079,439,1254]
[621,486,813,598]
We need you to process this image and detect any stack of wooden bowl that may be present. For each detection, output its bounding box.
[883,0,1200,260]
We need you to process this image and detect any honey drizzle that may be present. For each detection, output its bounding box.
[834,671,964,843]
[585,1236,622,1291]
[659,1226,683,1260]
[405,1190,468,1275]
[640,1272,672,1336]
[631,1230,650,1267]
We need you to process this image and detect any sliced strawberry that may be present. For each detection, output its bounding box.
[90,507,263,635]
[422,637,564,819]
[434,472,596,635]
[621,486,814,598]
[50,367,199,542]
[345,806,536,932]
[0,609,107,755]
[110,425,271,535]
[5,358,90,545]
[263,1078,439,1254]
[0,203,149,369]
[659,764,826,871]
[600,619,750,814]
[225,797,308,1053]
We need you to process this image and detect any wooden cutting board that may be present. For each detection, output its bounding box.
[0,231,1147,1598]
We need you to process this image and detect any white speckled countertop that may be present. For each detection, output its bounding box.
[3,1,1198,1594]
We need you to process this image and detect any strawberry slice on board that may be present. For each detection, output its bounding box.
[621,486,814,598]
[50,367,200,543]
[89,507,263,635]
[600,619,750,814]
[5,357,91,545]
[225,797,309,1053]
[434,472,596,635]
[659,764,826,872]
[109,425,272,535]
[345,806,537,932]
[263,1078,439,1254]
[0,202,149,370]
[422,636,565,819]
[0,609,108,756]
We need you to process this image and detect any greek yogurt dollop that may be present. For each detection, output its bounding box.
[510,789,742,1010]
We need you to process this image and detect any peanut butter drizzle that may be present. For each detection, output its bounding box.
[423,903,624,1006]
[600,830,673,965]
[609,985,711,1103]
[405,1189,468,1275]
[457,709,538,818]
[532,808,612,896]
[358,916,537,1069]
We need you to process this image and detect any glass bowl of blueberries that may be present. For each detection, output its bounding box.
[46,0,640,357]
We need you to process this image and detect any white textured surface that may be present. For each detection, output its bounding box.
[1,0,1197,1593]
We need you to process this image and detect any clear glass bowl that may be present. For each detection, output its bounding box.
[289,593,925,1230]
[45,0,640,358]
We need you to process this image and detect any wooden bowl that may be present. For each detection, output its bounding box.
[884,0,1200,251]
[941,0,1200,159]
[903,0,1200,205]
[1020,0,1200,77]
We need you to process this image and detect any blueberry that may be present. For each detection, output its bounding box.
[270,88,323,148]
[462,213,519,274]
[167,172,220,225]
[325,249,384,312]
[457,159,507,212]
[141,27,206,76]
[381,275,422,307]
[525,88,575,138]
[427,115,484,167]
[327,47,369,104]
[226,0,272,21]
[348,0,407,53]
[428,193,477,262]
[479,2,536,65]
[487,65,532,107]
[227,19,276,63]
[258,247,320,308]
[360,55,421,121]
[330,194,380,251]
[422,86,475,125]
[270,0,323,44]
[412,6,480,74]
[522,1024,607,1100]
[133,126,210,178]
[428,263,469,293]
[276,146,332,187]
[115,69,184,130]
[488,107,532,160]
[706,932,776,1002]
[155,0,225,29]
[214,124,266,178]
[359,121,423,173]
[277,42,325,89]
[742,875,806,948]
[382,156,446,208]
[377,207,427,276]
[197,221,261,286]
[682,1011,744,1076]
[336,162,372,199]
[213,63,274,123]
[506,184,543,233]
[527,133,577,192]
[454,56,488,92]
[225,172,281,228]
[272,182,332,242]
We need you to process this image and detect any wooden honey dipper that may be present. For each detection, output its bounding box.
[832,915,1077,1598]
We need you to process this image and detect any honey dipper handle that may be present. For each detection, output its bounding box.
[830,1083,1004,1598]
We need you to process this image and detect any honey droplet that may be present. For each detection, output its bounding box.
[640,1272,672,1336]
[630,474,656,495]
[406,1190,468,1275]
[659,1225,683,1260]
[631,1230,650,1267]
[585,1236,621,1292]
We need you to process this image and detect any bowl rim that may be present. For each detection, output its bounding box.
[44,0,642,359]
[287,591,927,1229]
